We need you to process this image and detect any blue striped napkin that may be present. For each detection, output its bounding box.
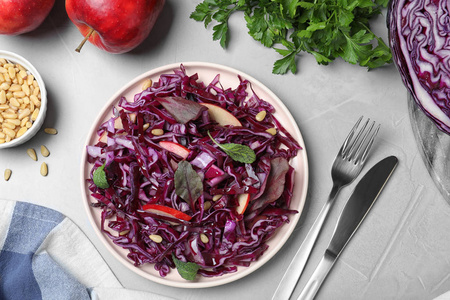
[0,200,175,300]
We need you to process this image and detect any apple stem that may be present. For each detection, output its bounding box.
[75,28,95,53]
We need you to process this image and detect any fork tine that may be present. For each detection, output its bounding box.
[350,120,374,161]
[345,118,370,159]
[359,123,380,163]
[340,116,363,156]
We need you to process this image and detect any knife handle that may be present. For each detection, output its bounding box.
[272,185,340,300]
[297,251,336,300]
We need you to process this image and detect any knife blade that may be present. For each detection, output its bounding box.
[297,155,398,300]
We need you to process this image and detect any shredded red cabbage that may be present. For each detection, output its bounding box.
[86,65,302,279]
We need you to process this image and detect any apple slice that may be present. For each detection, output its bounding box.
[159,141,191,159]
[142,204,192,221]
[200,103,242,127]
[236,193,250,215]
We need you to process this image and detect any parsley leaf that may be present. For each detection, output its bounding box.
[190,0,392,74]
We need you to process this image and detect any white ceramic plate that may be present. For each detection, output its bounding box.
[80,62,309,288]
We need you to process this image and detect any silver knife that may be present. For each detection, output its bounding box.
[296,155,398,300]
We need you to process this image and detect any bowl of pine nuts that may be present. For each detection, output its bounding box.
[0,50,47,148]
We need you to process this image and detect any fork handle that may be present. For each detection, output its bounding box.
[271,184,340,300]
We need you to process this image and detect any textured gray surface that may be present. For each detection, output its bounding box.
[0,1,449,300]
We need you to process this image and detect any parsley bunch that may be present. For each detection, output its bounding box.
[190,0,392,74]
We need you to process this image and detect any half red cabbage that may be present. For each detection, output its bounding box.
[86,65,302,279]
[389,0,450,133]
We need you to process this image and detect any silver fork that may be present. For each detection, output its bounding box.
[272,116,380,300]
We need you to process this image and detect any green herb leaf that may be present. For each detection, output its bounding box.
[190,0,392,74]
[93,163,109,189]
[208,131,256,164]
[172,254,200,281]
[174,161,203,210]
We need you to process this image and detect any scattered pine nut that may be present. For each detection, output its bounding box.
[40,162,48,176]
[266,127,277,136]
[27,148,37,161]
[255,110,267,121]
[200,233,209,244]
[141,79,152,91]
[44,127,57,135]
[40,145,50,157]
[143,123,150,131]
[151,128,164,136]
[203,201,211,210]
[149,234,163,243]
[4,169,11,181]
[212,194,222,202]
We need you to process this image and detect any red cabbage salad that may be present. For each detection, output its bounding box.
[86,65,302,280]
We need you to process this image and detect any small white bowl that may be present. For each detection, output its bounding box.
[0,50,47,149]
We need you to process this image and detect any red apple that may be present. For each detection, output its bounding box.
[236,193,250,215]
[200,103,242,127]
[142,204,192,221]
[159,141,191,159]
[65,0,165,53]
[0,0,55,35]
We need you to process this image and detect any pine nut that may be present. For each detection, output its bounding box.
[40,162,48,176]
[30,95,40,107]
[13,91,25,98]
[143,123,150,131]
[9,98,20,107]
[9,84,21,92]
[0,83,10,90]
[44,127,57,135]
[0,90,5,104]
[20,117,29,127]
[0,67,6,73]
[0,132,4,138]
[3,127,15,138]
[26,121,32,128]
[31,108,39,121]
[149,234,163,243]
[22,83,30,96]
[27,148,37,161]
[200,233,209,244]
[266,127,277,135]
[2,113,17,119]
[255,110,267,121]
[0,104,8,110]
[16,127,27,138]
[18,109,31,120]
[4,169,11,181]
[2,122,15,130]
[204,201,211,210]
[212,194,222,201]
[27,75,34,85]
[142,79,152,90]
[151,128,164,136]
[19,70,27,79]
[7,119,20,126]
[40,145,50,157]
[0,138,5,144]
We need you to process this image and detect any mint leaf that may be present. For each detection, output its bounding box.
[208,131,256,163]
[174,161,203,210]
[93,163,109,189]
[172,254,200,281]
